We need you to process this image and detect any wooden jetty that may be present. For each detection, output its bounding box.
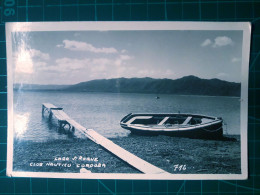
[42,103,169,174]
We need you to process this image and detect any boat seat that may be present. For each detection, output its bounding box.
[158,117,169,125]
[126,116,153,124]
[182,116,192,125]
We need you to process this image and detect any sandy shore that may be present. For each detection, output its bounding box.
[113,134,240,174]
[13,134,240,174]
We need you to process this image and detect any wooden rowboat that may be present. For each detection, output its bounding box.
[120,113,223,139]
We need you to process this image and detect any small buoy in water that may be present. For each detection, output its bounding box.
[80,168,91,173]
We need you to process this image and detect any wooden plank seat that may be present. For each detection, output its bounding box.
[182,116,192,125]
[158,117,169,125]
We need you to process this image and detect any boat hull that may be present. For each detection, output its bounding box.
[120,113,224,139]
[121,122,223,139]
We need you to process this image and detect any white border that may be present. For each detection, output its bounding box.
[6,22,251,180]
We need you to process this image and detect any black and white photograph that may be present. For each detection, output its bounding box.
[6,22,250,179]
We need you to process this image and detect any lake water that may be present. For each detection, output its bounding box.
[13,91,240,142]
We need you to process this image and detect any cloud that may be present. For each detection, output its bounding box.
[58,40,118,54]
[56,58,91,70]
[92,58,111,66]
[231,57,241,63]
[212,36,233,48]
[40,58,91,72]
[217,72,229,78]
[201,36,234,48]
[120,55,132,60]
[29,49,50,60]
[135,69,175,79]
[35,61,47,67]
[114,55,133,66]
[14,46,50,74]
[42,54,133,74]
[201,39,212,47]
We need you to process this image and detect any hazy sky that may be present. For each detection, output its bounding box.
[12,30,243,85]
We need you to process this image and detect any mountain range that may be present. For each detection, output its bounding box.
[14,75,241,97]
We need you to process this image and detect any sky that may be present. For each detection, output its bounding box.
[12,30,243,85]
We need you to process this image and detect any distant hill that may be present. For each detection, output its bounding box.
[14,84,69,91]
[62,76,241,97]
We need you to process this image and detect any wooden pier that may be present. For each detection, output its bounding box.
[42,103,169,174]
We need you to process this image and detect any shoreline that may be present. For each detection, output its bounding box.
[14,90,241,98]
[13,134,240,174]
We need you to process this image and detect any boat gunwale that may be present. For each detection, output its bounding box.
[122,120,222,132]
[120,113,223,132]
[122,113,219,120]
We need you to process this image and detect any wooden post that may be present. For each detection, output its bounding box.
[49,112,53,120]
[41,105,45,116]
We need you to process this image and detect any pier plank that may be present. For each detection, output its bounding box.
[42,103,169,174]
[51,110,70,121]
[84,129,168,174]
[42,103,57,109]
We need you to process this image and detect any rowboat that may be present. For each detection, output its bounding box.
[120,113,223,139]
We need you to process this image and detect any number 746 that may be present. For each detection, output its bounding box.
[173,164,187,171]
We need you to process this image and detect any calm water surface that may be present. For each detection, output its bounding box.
[13,91,240,142]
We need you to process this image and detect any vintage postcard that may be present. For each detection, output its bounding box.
[6,22,251,179]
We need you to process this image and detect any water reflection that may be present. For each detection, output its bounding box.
[13,91,240,142]
[14,112,30,138]
[41,116,78,139]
